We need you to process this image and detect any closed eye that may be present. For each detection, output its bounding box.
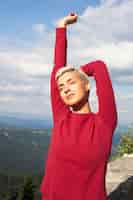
[70,81,76,84]
[59,87,63,92]
[58,80,76,92]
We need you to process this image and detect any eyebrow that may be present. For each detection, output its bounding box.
[58,78,74,88]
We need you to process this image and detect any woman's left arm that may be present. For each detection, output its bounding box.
[80,60,118,131]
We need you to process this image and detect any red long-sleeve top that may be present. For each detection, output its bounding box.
[40,27,117,200]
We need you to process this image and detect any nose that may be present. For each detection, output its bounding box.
[64,85,70,94]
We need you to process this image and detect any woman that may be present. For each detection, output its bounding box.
[40,13,118,200]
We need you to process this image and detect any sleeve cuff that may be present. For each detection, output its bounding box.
[56,27,66,35]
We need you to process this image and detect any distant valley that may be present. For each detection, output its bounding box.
[0,114,130,175]
[0,113,52,129]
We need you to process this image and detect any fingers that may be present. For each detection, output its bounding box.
[65,12,78,25]
[70,12,76,16]
[56,12,78,27]
[69,12,78,18]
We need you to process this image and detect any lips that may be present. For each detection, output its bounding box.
[67,93,75,99]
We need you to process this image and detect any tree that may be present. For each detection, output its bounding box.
[3,191,18,200]
[116,133,133,156]
[17,176,36,200]
[2,192,11,200]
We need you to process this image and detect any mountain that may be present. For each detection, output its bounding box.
[0,112,131,130]
[0,127,51,174]
[112,123,130,146]
[0,121,130,175]
[0,113,52,128]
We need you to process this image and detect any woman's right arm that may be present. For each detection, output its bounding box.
[50,13,78,124]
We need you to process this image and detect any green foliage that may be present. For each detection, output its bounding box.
[2,192,11,200]
[116,133,133,156]
[110,124,133,161]
[0,172,42,200]
[2,191,18,200]
[17,176,36,200]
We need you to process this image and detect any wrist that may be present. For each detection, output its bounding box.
[57,20,67,28]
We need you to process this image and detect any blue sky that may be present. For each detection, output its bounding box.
[0,0,99,32]
[0,0,133,126]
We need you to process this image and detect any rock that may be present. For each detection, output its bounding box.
[106,154,133,200]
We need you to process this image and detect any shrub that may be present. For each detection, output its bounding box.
[116,133,133,156]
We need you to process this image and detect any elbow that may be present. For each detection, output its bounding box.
[93,60,109,72]
[95,60,107,67]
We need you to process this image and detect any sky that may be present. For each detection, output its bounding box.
[0,0,133,126]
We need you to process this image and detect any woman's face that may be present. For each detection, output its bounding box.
[57,71,90,106]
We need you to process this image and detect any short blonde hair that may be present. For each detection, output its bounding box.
[55,66,89,83]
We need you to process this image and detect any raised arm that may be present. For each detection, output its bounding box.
[50,13,78,124]
[80,60,118,131]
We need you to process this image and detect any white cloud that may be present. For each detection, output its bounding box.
[74,42,133,69]
[0,96,16,103]
[119,109,128,113]
[116,92,133,100]
[0,84,34,92]
[0,0,133,122]
[0,50,51,75]
[116,75,133,83]
[0,0,133,77]
[32,23,46,35]
[68,0,133,72]
[99,0,124,7]
[115,86,133,124]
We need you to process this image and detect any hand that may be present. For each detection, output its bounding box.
[57,13,78,27]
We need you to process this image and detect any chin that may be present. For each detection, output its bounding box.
[66,99,82,107]
[66,95,88,108]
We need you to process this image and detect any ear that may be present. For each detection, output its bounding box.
[85,82,90,92]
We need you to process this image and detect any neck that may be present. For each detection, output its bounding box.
[71,101,91,114]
